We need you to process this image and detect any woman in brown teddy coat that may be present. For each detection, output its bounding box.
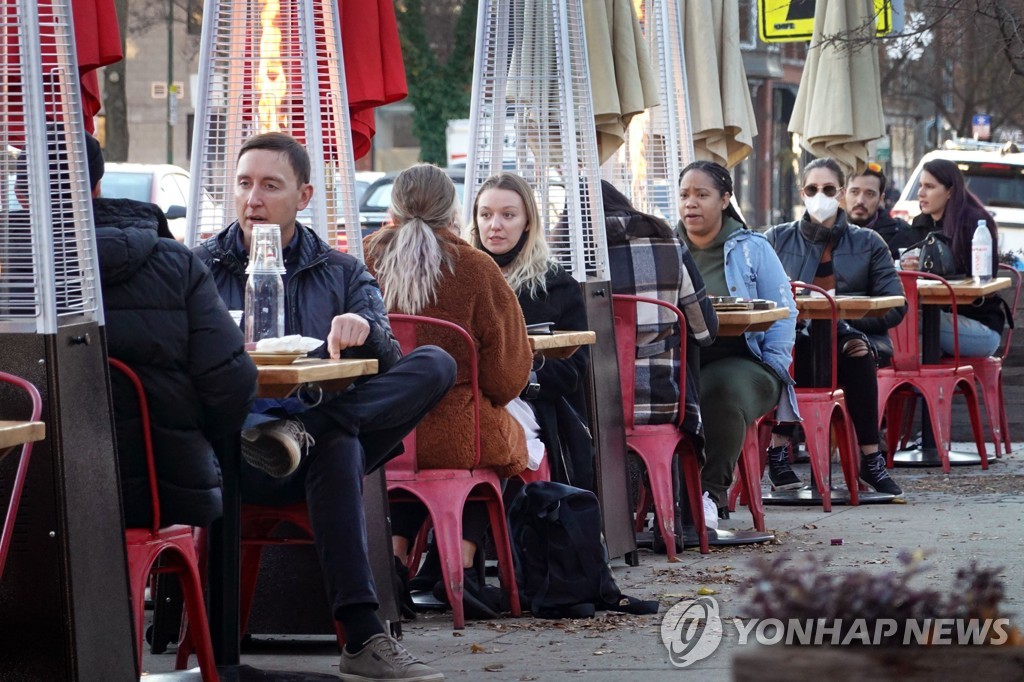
[364,163,533,619]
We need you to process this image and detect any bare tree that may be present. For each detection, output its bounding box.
[102,0,202,160]
[823,0,1024,140]
[103,0,130,161]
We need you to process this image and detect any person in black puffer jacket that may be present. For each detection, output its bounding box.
[89,134,257,528]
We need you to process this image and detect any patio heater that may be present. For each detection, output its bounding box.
[185,0,362,258]
[0,0,135,678]
[600,0,694,223]
[464,0,635,563]
[184,0,398,647]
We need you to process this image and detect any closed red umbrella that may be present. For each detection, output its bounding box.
[71,0,123,133]
[339,0,407,160]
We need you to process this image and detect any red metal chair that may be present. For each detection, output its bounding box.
[108,358,218,682]
[786,282,861,512]
[940,264,1021,457]
[177,505,347,668]
[385,314,521,629]
[876,271,988,473]
[612,294,708,559]
[0,371,43,582]
[726,411,773,531]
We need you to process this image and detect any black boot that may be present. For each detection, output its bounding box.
[408,539,442,592]
[392,555,416,621]
[767,443,802,490]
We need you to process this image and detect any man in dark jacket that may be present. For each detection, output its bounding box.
[89,133,258,528]
[196,132,455,682]
[845,163,925,259]
[766,157,905,498]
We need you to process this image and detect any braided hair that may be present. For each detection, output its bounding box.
[679,160,746,226]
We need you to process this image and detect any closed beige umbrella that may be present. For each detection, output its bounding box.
[788,0,885,174]
[583,0,660,164]
[681,0,756,169]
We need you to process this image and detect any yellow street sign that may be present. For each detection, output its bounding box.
[758,0,893,43]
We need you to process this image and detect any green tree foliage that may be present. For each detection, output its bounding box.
[395,0,477,165]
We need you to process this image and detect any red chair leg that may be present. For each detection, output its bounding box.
[960,380,989,469]
[173,553,219,682]
[423,499,467,629]
[800,402,834,513]
[484,491,521,617]
[978,367,1005,458]
[635,452,680,561]
[634,483,651,534]
[679,454,709,555]
[833,407,860,506]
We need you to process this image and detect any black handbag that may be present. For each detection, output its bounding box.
[915,232,961,278]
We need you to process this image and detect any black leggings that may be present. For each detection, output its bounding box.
[775,336,880,448]
[390,501,491,551]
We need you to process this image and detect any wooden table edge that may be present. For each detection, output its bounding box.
[0,420,46,451]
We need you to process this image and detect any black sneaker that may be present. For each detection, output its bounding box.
[859,451,903,496]
[767,443,802,490]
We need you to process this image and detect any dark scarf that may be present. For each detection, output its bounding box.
[482,230,529,267]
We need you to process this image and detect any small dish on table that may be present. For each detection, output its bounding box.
[247,350,307,366]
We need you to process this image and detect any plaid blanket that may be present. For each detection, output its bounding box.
[608,234,717,442]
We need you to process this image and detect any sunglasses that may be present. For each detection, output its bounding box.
[803,184,840,198]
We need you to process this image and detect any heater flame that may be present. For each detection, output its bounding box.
[257,0,288,133]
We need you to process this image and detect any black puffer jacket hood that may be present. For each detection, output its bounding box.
[97,198,257,528]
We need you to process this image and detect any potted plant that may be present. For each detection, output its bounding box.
[731,552,1024,681]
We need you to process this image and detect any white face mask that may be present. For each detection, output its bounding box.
[804,192,839,223]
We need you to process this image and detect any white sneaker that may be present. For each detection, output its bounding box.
[702,491,719,531]
[240,419,315,478]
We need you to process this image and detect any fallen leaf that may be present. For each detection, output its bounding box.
[697,587,717,596]
[471,643,486,654]
[484,664,505,672]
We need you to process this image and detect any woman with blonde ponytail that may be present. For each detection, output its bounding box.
[364,164,533,619]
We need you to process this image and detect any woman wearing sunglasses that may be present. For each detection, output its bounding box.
[765,157,906,497]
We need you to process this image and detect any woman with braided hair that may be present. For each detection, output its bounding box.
[676,161,799,521]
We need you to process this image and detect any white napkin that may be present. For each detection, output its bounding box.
[255,335,323,353]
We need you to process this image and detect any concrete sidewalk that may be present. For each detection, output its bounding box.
[143,445,1024,681]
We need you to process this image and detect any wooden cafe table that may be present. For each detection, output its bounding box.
[893,276,1011,468]
[760,294,906,507]
[192,357,378,681]
[708,302,789,545]
[528,329,596,358]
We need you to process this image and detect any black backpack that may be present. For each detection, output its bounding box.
[507,481,659,619]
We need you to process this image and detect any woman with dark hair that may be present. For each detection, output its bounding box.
[676,161,800,519]
[467,172,594,489]
[766,157,905,497]
[601,179,719,536]
[901,158,1006,357]
[365,163,533,619]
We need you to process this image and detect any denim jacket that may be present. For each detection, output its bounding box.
[722,229,800,422]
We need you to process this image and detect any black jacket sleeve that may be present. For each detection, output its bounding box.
[184,252,258,440]
[848,231,907,335]
[341,262,403,373]
[534,281,590,402]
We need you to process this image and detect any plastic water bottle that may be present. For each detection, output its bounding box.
[244,224,286,344]
[971,219,993,284]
